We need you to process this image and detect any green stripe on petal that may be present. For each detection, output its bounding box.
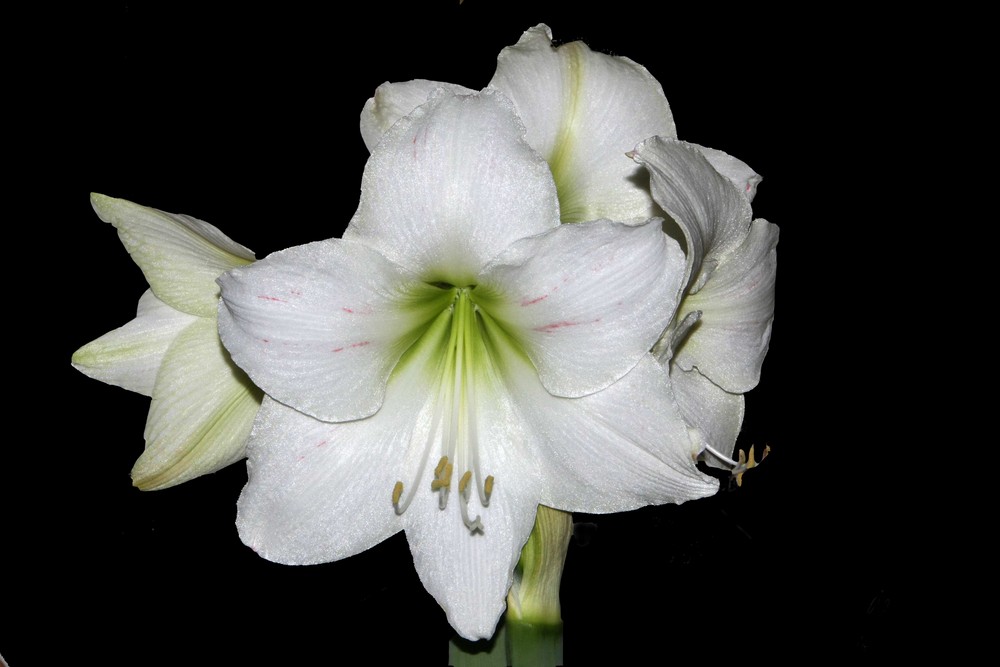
[134,317,261,490]
[490,24,675,224]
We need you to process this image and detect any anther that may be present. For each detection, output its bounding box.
[432,461,454,509]
[459,470,472,496]
[392,481,404,509]
[734,444,770,487]
[431,462,453,490]
[483,475,494,505]
[431,457,451,491]
[434,456,449,478]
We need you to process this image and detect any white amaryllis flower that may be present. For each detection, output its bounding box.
[360,24,777,468]
[72,194,263,490]
[218,90,717,639]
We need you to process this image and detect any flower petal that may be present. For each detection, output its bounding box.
[670,366,745,470]
[71,289,198,396]
[673,219,779,392]
[235,396,405,564]
[134,317,261,490]
[632,138,753,294]
[402,460,537,641]
[344,89,560,285]
[490,24,676,223]
[91,193,255,317]
[505,354,720,512]
[360,79,475,152]
[694,143,763,203]
[476,218,685,397]
[468,315,715,513]
[218,238,452,422]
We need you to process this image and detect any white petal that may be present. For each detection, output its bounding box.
[694,143,763,203]
[235,396,405,564]
[218,238,451,422]
[508,354,720,512]
[471,317,716,512]
[674,219,779,392]
[134,317,261,490]
[360,79,475,152]
[344,89,560,285]
[670,366,745,471]
[632,138,753,294]
[403,463,537,640]
[72,290,198,396]
[490,24,675,223]
[91,193,255,317]
[476,219,685,397]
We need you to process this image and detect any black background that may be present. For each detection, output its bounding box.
[10,2,905,664]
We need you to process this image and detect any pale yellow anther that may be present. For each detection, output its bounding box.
[392,481,404,507]
[484,475,494,499]
[434,456,449,478]
[431,463,454,491]
[459,470,473,495]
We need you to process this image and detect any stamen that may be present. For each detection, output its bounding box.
[432,460,454,509]
[390,289,497,534]
[467,305,493,509]
[734,444,770,487]
[391,383,448,516]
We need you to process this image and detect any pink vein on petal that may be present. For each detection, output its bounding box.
[533,317,602,333]
[520,294,549,306]
[534,321,579,332]
[331,341,372,353]
[257,295,288,303]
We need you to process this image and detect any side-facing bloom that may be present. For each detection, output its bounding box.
[72,194,262,489]
[635,139,778,468]
[360,24,777,469]
[218,90,717,639]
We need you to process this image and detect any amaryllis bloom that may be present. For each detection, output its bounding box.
[360,24,777,469]
[217,90,717,639]
[635,139,778,469]
[72,194,262,489]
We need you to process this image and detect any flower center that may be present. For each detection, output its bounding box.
[392,287,495,534]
